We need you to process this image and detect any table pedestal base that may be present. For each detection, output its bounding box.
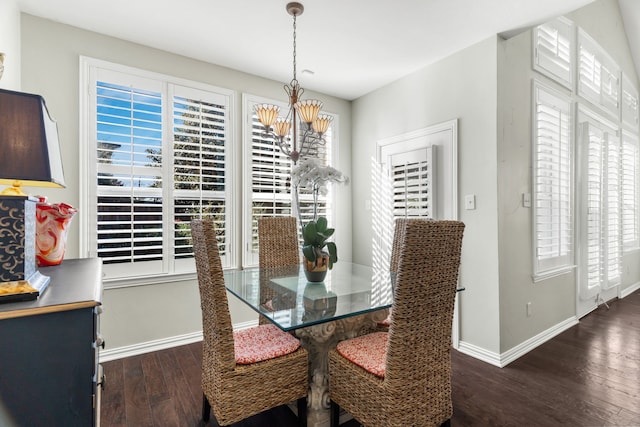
[295,309,389,427]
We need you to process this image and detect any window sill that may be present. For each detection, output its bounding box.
[532,265,576,283]
[104,272,197,290]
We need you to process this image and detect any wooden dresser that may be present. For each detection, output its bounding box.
[0,258,104,426]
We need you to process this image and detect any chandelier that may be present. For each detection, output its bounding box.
[255,2,331,164]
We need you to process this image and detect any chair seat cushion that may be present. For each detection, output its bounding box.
[336,331,388,378]
[234,324,301,364]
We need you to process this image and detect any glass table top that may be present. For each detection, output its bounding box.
[224,262,395,331]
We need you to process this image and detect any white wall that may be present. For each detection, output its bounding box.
[19,14,352,353]
[351,37,502,354]
[352,0,640,361]
[0,0,20,90]
[496,0,640,353]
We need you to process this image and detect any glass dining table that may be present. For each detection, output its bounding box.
[224,262,395,427]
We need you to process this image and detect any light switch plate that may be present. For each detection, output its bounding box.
[465,195,476,210]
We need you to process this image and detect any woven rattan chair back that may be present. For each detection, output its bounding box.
[258,216,299,267]
[389,217,409,273]
[329,219,464,427]
[386,220,464,389]
[258,216,300,325]
[191,218,309,426]
[191,219,236,371]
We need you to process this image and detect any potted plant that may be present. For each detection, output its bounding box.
[301,216,337,282]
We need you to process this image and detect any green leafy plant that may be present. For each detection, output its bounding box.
[302,216,338,269]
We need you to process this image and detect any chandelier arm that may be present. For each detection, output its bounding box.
[276,137,293,157]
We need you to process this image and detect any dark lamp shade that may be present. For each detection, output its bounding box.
[0,88,66,190]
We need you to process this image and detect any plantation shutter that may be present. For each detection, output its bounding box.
[621,74,640,129]
[389,146,435,218]
[578,30,620,115]
[533,17,573,88]
[172,85,231,268]
[86,60,234,282]
[244,96,335,267]
[584,122,604,294]
[621,131,639,249]
[604,131,621,289]
[247,101,295,266]
[578,111,620,298]
[533,83,572,277]
[95,72,165,277]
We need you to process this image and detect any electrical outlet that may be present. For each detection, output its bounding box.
[526,302,532,317]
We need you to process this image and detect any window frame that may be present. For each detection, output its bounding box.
[532,16,575,90]
[577,29,620,118]
[621,130,640,251]
[79,57,237,288]
[531,80,574,281]
[241,93,339,268]
[576,106,622,296]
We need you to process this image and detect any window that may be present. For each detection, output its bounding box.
[373,120,457,270]
[80,58,234,285]
[577,107,620,297]
[533,17,574,89]
[389,147,435,219]
[532,82,573,280]
[577,29,620,116]
[621,74,639,129]
[242,94,337,267]
[621,131,639,250]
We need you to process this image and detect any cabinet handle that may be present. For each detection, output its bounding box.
[96,335,106,349]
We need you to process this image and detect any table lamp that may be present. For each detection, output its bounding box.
[0,88,66,296]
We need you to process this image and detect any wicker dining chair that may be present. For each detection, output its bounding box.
[377,217,410,328]
[191,219,309,426]
[388,217,409,275]
[328,219,465,427]
[258,216,300,268]
[257,216,300,324]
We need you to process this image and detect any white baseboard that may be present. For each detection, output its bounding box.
[456,341,502,367]
[457,315,578,368]
[620,281,640,298]
[100,320,257,362]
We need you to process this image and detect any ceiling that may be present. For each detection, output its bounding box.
[15,0,640,100]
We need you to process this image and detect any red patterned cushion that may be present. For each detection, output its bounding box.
[336,332,388,378]
[234,324,301,365]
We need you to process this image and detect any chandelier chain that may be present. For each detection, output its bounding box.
[292,13,297,82]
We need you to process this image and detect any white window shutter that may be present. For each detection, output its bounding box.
[85,60,234,282]
[171,85,231,268]
[577,109,620,297]
[95,78,165,275]
[621,131,639,250]
[604,131,621,288]
[621,74,639,129]
[533,17,574,89]
[578,30,620,116]
[389,146,435,219]
[243,95,336,267]
[532,82,572,278]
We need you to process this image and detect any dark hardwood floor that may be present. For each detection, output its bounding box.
[100,290,640,427]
